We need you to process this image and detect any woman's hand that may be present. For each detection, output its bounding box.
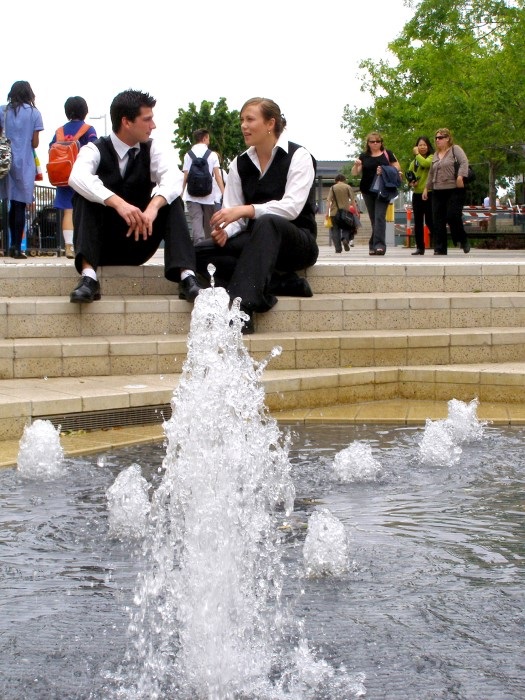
[210,205,255,248]
[456,175,465,188]
[211,226,228,247]
[351,159,362,175]
[210,205,253,230]
[422,188,428,201]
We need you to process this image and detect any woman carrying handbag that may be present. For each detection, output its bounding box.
[326,174,359,253]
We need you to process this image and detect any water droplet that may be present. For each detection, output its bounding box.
[207,263,216,288]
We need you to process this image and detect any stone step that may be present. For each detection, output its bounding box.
[0,363,523,442]
[0,327,523,381]
[1,252,523,297]
[1,292,523,340]
[0,247,523,445]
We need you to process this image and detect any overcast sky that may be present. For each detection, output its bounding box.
[3,0,413,169]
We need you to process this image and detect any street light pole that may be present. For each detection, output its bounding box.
[89,114,107,136]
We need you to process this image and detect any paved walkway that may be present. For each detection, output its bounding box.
[3,241,525,267]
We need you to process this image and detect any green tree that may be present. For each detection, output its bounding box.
[342,0,525,207]
[172,98,245,169]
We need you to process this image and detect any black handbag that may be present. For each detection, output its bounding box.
[332,187,356,233]
[452,146,475,185]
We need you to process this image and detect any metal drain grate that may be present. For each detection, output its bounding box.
[37,404,172,433]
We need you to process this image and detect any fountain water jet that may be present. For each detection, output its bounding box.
[332,441,382,482]
[118,284,346,699]
[418,397,487,467]
[106,464,151,540]
[303,508,350,577]
[17,418,65,479]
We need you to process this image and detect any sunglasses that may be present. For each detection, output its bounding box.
[368,140,382,144]
[435,135,448,140]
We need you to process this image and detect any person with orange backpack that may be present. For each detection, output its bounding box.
[49,97,97,258]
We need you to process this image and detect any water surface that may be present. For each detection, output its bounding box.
[0,423,523,699]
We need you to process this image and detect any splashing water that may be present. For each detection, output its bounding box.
[332,441,382,482]
[419,418,462,466]
[114,283,365,699]
[303,508,350,577]
[106,464,151,540]
[418,398,486,466]
[16,419,65,478]
[445,397,487,444]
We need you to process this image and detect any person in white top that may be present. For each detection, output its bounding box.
[182,129,224,243]
[196,97,319,334]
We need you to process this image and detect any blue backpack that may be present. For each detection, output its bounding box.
[187,148,213,197]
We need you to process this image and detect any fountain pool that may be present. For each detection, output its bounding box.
[1,284,523,699]
[0,421,523,699]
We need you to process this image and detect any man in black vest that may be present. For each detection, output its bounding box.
[68,89,202,303]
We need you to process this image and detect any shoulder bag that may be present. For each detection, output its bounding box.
[332,187,356,233]
[452,146,475,185]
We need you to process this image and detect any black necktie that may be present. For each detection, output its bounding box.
[124,147,136,178]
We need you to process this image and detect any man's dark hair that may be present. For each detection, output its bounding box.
[110,89,156,133]
[193,128,209,143]
[64,96,89,121]
[334,174,347,183]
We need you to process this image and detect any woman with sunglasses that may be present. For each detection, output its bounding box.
[351,131,401,255]
[423,128,470,255]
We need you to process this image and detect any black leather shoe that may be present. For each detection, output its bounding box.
[433,251,447,256]
[70,276,101,303]
[178,275,202,302]
[411,249,424,255]
[241,308,255,335]
[462,242,471,254]
[13,249,27,259]
[342,240,350,251]
[268,273,313,298]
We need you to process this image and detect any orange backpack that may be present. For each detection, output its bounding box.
[47,123,91,187]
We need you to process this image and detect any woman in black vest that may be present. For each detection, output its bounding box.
[197,97,319,334]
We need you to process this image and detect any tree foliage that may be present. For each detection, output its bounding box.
[172,98,245,169]
[342,0,525,204]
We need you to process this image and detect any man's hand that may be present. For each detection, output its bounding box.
[105,194,163,241]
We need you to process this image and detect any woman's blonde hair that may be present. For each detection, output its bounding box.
[435,128,454,145]
[365,131,384,155]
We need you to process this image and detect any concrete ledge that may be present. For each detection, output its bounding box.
[2,363,523,440]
